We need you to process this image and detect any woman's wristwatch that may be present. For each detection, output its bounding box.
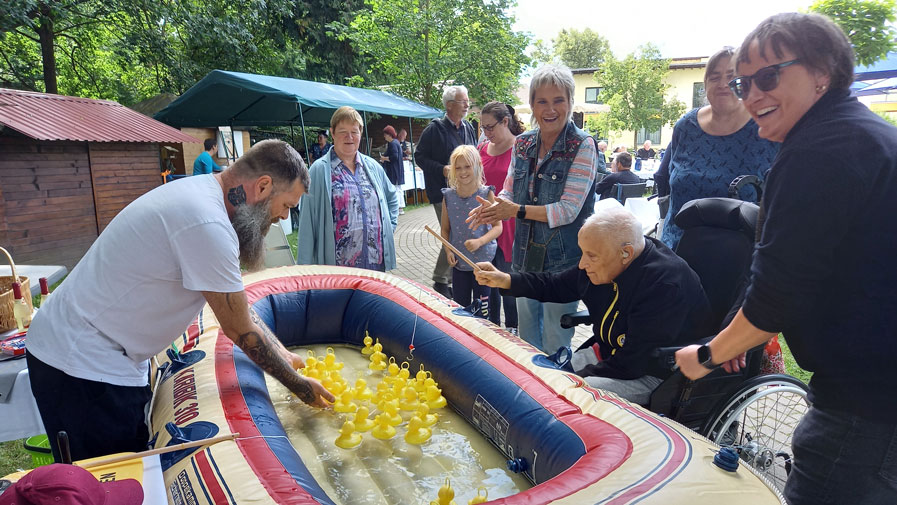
[697,344,721,370]
[516,205,526,220]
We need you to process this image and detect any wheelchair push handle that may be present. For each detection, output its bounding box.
[652,346,684,371]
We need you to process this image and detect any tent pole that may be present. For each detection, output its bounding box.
[229,121,237,162]
[297,103,310,162]
[408,117,419,205]
[289,124,295,148]
[362,111,370,156]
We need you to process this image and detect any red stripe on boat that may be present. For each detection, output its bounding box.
[193,449,230,504]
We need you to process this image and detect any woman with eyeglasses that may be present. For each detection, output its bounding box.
[478,101,525,333]
[468,65,598,354]
[675,13,897,505]
[654,46,779,251]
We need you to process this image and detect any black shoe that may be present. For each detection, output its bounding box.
[433,282,451,298]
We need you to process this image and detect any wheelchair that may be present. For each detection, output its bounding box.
[560,197,810,492]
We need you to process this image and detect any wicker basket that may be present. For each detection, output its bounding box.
[0,246,32,332]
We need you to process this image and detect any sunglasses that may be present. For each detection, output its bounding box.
[728,59,800,99]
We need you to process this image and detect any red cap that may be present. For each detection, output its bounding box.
[0,464,143,505]
[11,282,22,300]
[39,278,49,295]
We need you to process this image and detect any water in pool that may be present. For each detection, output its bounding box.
[265,343,532,504]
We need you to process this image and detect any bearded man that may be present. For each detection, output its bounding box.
[25,140,334,462]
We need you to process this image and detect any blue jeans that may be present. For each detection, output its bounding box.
[785,406,897,505]
[488,248,517,328]
[516,297,578,354]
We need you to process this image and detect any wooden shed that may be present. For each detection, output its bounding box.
[0,88,200,269]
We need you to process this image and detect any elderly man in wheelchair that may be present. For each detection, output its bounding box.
[475,205,715,405]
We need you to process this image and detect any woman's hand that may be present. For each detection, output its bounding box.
[464,238,482,252]
[446,249,457,267]
[467,195,516,229]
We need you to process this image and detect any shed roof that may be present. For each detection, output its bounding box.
[0,88,200,143]
[154,70,444,128]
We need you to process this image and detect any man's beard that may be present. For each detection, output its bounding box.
[231,199,274,272]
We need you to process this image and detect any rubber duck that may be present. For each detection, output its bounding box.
[386,357,400,380]
[468,488,488,504]
[328,375,347,396]
[305,350,318,369]
[416,402,438,427]
[323,347,344,371]
[334,420,362,449]
[321,375,336,393]
[353,376,373,402]
[404,415,432,445]
[399,385,420,411]
[361,332,375,355]
[398,361,412,381]
[382,399,403,426]
[414,365,431,393]
[352,406,376,432]
[303,365,321,379]
[369,352,387,371]
[371,413,396,440]
[333,390,357,413]
[429,478,456,505]
[426,384,447,409]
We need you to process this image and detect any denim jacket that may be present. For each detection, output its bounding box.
[511,121,595,273]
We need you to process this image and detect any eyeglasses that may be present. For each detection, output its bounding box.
[450,99,470,106]
[481,120,501,133]
[728,59,800,99]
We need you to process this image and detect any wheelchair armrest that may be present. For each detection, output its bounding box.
[652,346,683,371]
[560,309,591,329]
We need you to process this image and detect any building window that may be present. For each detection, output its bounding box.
[637,127,661,146]
[692,82,706,109]
[585,87,602,104]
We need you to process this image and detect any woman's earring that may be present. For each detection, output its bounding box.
[815,84,827,93]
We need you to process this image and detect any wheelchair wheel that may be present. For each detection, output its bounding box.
[701,374,809,492]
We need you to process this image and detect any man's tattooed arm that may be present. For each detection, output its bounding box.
[205,292,332,407]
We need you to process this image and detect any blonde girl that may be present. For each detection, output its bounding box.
[440,145,502,315]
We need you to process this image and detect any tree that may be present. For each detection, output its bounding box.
[595,44,686,140]
[348,0,530,108]
[809,0,897,66]
[553,28,610,69]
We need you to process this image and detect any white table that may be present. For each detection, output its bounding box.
[0,358,44,442]
[401,161,426,191]
[0,265,67,297]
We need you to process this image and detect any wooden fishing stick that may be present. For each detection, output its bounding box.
[76,433,239,469]
[424,225,481,272]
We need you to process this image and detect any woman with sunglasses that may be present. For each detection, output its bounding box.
[478,101,525,333]
[676,13,897,505]
[654,46,778,250]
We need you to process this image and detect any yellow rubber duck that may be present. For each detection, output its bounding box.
[369,352,387,371]
[468,487,488,504]
[305,350,318,369]
[334,420,362,449]
[333,390,357,413]
[361,332,375,355]
[416,402,438,428]
[352,406,376,432]
[353,376,373,402]
[371,413,396,440]
[429,478,456,505]
[382,399,403,426]
[398,361,412,381]
[404,415,432,445]
[399,385,420,411]
[426,384,447,409]
[414,365,431,393]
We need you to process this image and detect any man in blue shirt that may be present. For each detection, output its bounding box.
[193,138,223,175]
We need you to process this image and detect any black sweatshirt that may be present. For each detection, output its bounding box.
[741,89,897,422]
[506,238,713,380]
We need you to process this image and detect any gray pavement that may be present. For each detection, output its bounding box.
[392,204,590,348]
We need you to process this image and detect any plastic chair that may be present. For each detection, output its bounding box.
[614,182,647,204]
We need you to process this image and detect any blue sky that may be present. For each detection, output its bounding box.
[512,0,816,58]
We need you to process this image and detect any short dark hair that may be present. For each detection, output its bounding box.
[230,139,309,191]
[317,131,328,139]
[705,46,735,85]
[617,152,632,169]
[735,12,854,91]
[203,138,216,151]
[481,101,525,136]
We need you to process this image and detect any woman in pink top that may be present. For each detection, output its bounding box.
[478,101,525,332]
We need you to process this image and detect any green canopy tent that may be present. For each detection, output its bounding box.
[154,70,443,201]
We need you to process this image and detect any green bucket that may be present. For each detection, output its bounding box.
[23,435,53,467]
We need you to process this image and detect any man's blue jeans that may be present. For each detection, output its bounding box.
[785,406,897,505]
[516,297,578,354]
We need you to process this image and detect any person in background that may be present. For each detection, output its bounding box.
[440,145,502,316]
[193,138,223,175]
[398,128,412,159]
[476,207,712,405]
[478,101,524,332]
[596,152,641,200]
[27,140,333,462]
[654,46,778,251]
[467,64,597,354]
[415,85,477,298]
[310,131,333,163]
[675,14,897,505]
[296,106,399,271]
[380,125,406,215]
[636,140,656,160]
[595,141,609,174]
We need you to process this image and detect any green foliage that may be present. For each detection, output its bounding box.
[809,0,897,66]
[553,28,611,69]
[348,0,530,108]
[876,111,897,127]
[0,439,32,476]
[595,44,686,136]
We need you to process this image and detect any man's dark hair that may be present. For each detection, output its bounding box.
[617,152,632,169]
[203,138,216,151]
[230,139,309,190]
[317,131,328,140]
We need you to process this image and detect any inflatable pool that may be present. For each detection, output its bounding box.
[148,265,785,504]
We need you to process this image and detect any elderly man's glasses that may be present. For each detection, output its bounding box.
[481,120,501,132]
[728,59,800,99]
[450,99,470,106]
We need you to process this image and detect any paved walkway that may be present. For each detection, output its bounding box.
[392,204,590,347]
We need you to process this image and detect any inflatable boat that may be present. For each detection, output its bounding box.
[148,265,784,504]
